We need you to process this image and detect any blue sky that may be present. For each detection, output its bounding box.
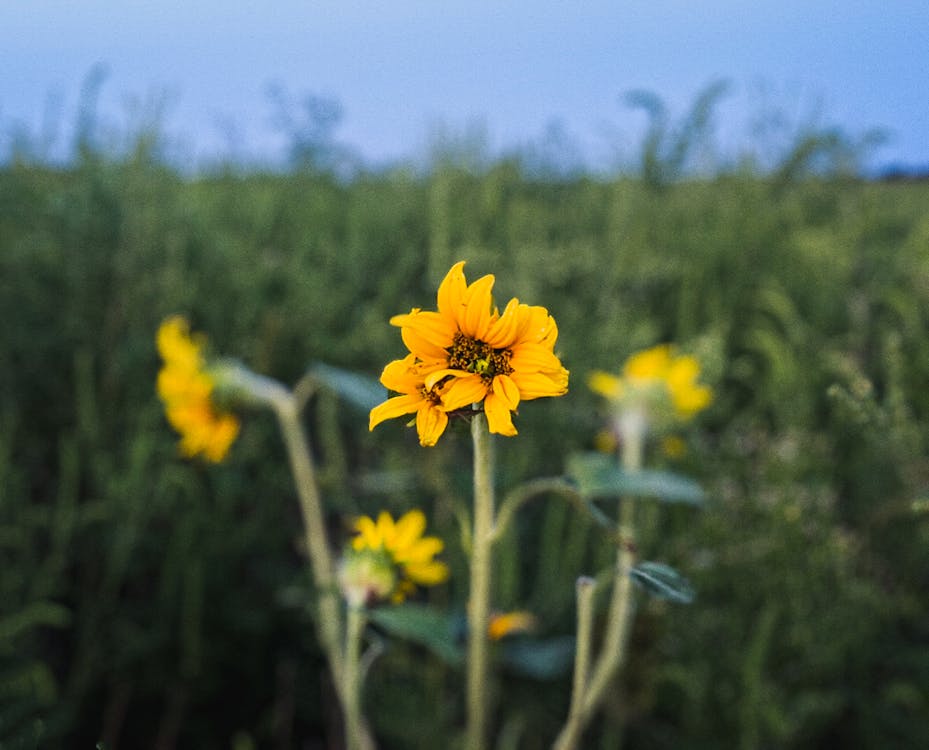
[3,1,928,171]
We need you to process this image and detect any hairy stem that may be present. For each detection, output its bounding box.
[344,606,373,750]
[553,425,643,750]
[466,412,495,750]
[272,395,375,749]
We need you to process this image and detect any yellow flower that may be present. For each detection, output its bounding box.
[348,509,449,603]
[589,344,712,422]
[371,261,569,441]
[156,316,240,462]
[487,610,537,641]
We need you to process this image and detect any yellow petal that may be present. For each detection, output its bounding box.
[511,369,569,400]
[400,323,450,361]
[369,394,424,431]
[484,392,518,436]
[376,511,396,547]
[624,345,672,381]
[416,403,449,446]
[588,370,623,400]
[404,560,450,586]
[461,273,496,339]
[483,297,522,348]
[397,310,456,351]
[352,515,380,550]
[392,509,427,550]
[437,261,467,317]
[510,342,563,373]
[440,374,488,411]
[395,536,444,564]
[492,374,521,411]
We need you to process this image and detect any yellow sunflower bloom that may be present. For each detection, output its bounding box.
[342,509,449,605]
[372,261,569,441]
[156,316,240,462]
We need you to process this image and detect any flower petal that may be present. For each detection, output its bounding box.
[511,369,569,400]
[483,297,522,348]
[416,403,449,446]
[392,509,427,550]
[510,342,564,373]
[588,370,623,400]
[484,392,518,436]
[461,273,496,339]
[404,560,450,586]
[369,394,423,431]
[437,261,467,317]
[441,374,489,411]
[394,310,456,352]
[492,374,521,411]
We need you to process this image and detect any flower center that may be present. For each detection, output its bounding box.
[447,331,513,380]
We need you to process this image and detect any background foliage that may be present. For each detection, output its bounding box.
[2,91,929,749]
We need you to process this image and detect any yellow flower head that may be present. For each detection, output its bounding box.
[370,261,569,443]
[345,509,449,605]
[156,316,240,462]
[487,610,537,641]
[589,344,712,422]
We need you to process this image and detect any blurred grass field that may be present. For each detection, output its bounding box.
[2,96,929,749]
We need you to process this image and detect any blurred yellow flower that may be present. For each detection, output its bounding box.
[371,261,568,442]
[589,344,712,422]
[156,316,239,462]
[487,610,537,641]
[348,509,449,604]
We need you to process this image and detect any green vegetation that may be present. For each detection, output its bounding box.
[2,102,928,748]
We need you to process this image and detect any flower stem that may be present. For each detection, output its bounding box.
[467,412,495,750]
[553,427,643,750]
[272,394,375,749]
[344,606,371,750]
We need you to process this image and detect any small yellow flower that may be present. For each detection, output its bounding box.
[371,261,569,443]
[347,509,449,604]
[589,344,712,423]
[156,316,240,462]
[487,610,537,641]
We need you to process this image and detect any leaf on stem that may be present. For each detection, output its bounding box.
[567,452,704,505]
[629,561,696,604]
[368,604,463,665]
[308,362,386,412]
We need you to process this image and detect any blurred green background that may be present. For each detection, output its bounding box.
[2,89,929,749]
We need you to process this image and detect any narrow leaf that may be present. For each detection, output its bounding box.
[629,561,696,604]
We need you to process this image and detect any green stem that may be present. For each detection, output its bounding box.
[466,412,495,750]
[569,577,596,718]
[273,396,344,684]
[553,425,643,750]
[272,395,376,749]
[344,606,372,750]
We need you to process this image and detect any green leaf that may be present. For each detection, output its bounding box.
[368,604,463,665]
[629,562,696,604]
[500,636,576,680]
[567,452,704,505]
[309,362,385,411]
